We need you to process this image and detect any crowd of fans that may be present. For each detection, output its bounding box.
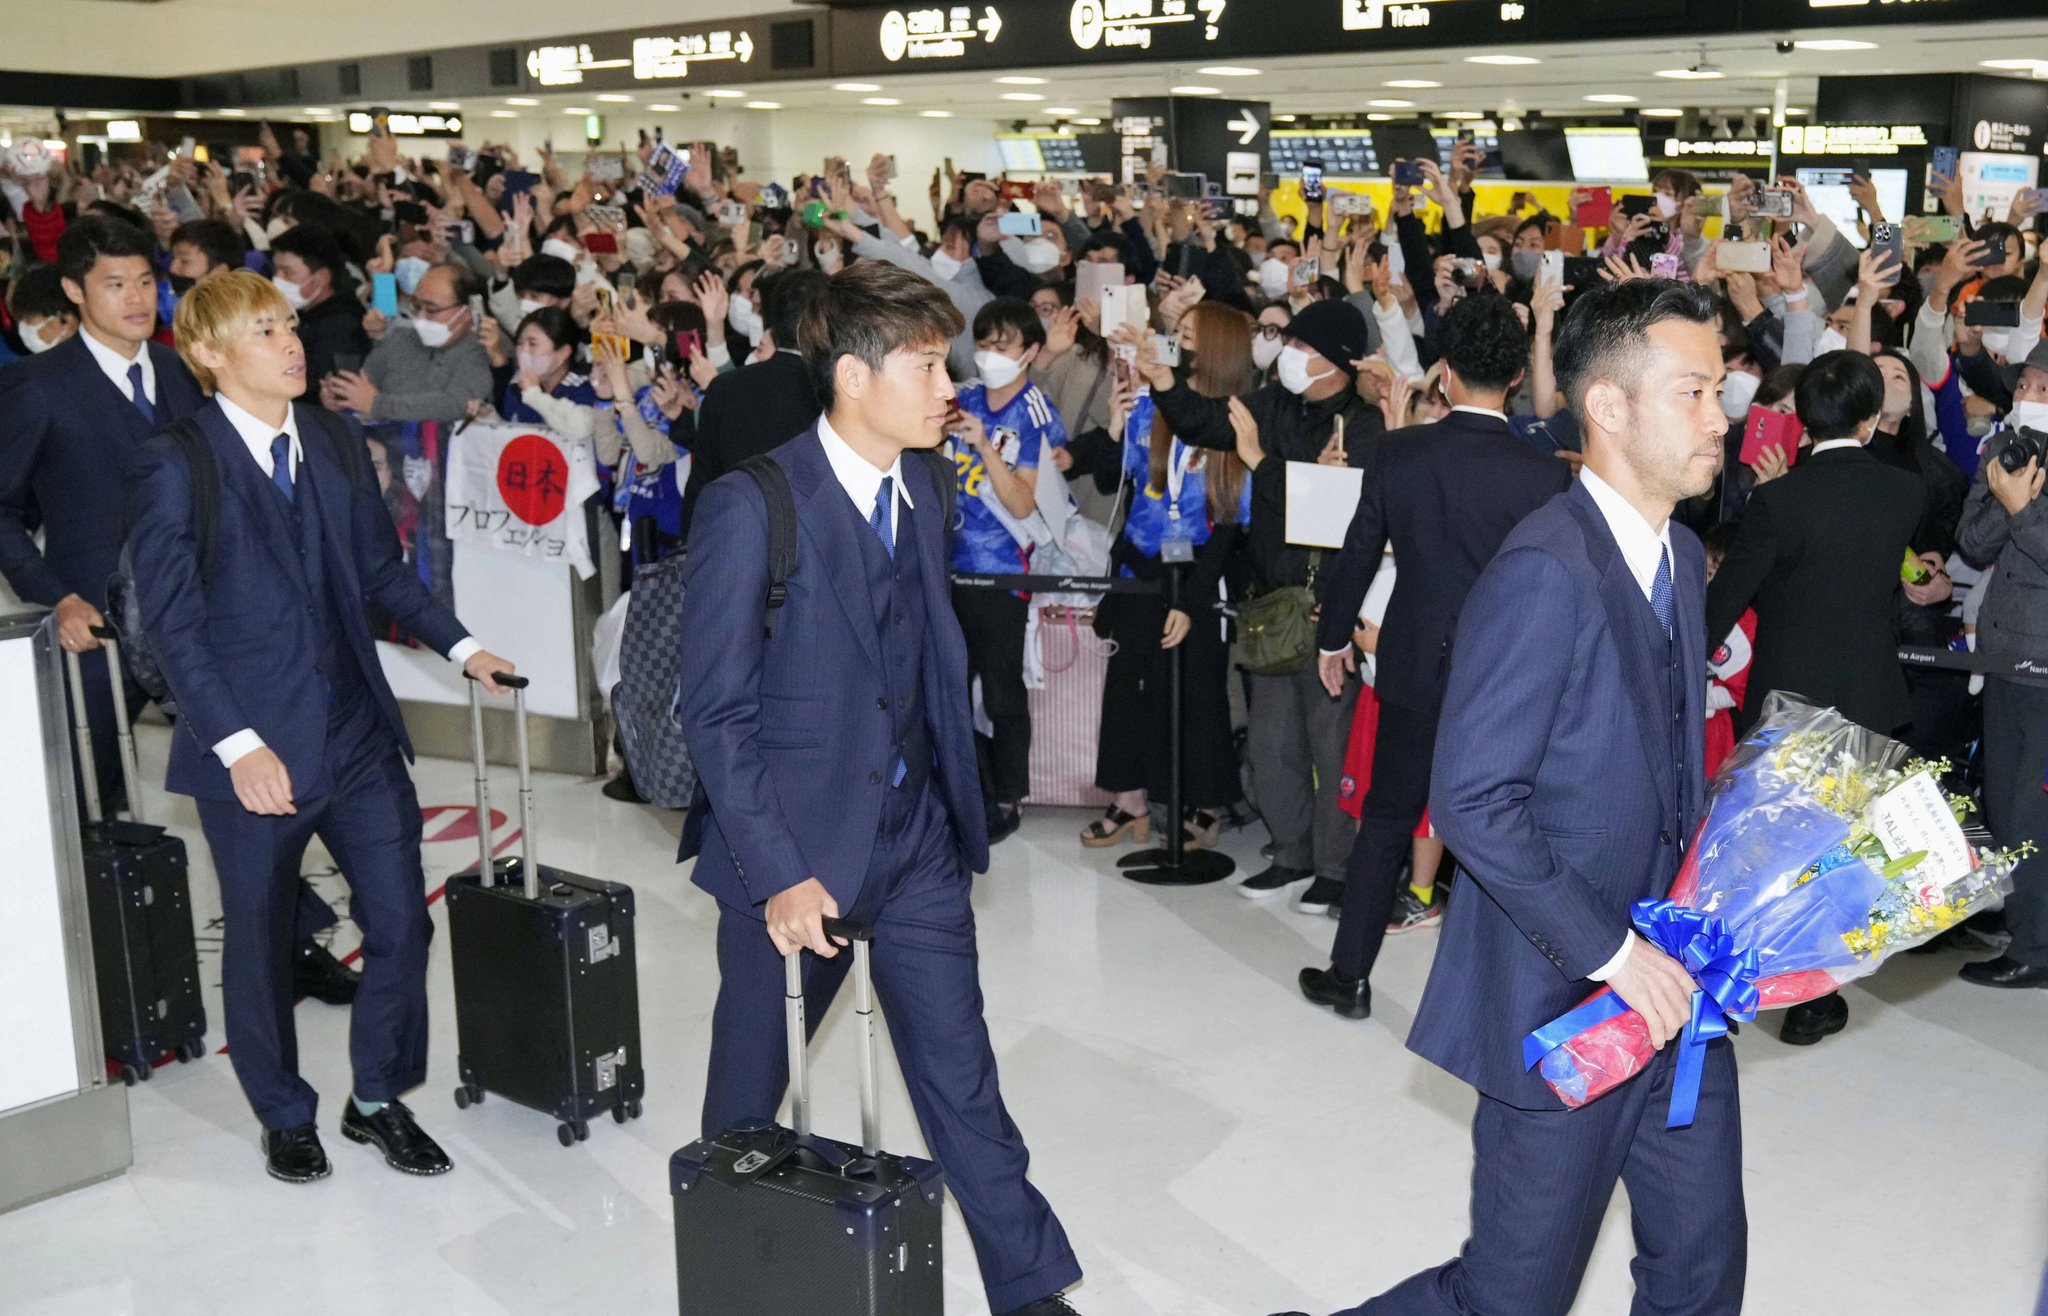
[3,120,2044,1024]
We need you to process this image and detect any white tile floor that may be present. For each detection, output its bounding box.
[3,722,2046,1315]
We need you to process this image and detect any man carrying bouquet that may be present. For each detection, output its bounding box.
[1289,280,1744,1316]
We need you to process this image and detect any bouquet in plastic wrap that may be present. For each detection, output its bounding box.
[1523,693,2023,1128]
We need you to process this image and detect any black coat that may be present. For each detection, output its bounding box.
[1314,409,1572,710]
[678,350,821,537]
[1705,443,1925,735]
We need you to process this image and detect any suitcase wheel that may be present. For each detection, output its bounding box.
[611,1098,643,1123]
[118,1063,142,1087]
[453,1083,484,1110]
[557,1120,588,1147]
[176,1038,206,1064]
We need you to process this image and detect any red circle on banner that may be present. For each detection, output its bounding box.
[496,433,568,526]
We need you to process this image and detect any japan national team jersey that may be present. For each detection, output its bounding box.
[1117,393,1250,563]
[946,380,1068,574]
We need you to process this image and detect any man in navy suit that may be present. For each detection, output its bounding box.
[0,215,358,1004]
[126,271,516,1185]
[679,262,1082,1316]
[1296,280,1743,1316]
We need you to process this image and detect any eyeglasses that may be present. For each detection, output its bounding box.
[1254,324,1286,340]
[413,299,462,318]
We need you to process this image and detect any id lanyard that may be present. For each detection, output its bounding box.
[1161,440,1197,562]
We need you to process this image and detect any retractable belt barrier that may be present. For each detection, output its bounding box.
[1898,646,2047,678]
[950,572,1161,596]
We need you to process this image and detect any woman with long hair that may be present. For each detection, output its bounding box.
[1081,302,1254,849]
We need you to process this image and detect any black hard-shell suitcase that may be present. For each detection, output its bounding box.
[444,674,645,1145]
[66,632,207,1084]
[671,921,946,1314]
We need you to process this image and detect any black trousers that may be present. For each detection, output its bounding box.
[1094,591,1241,809]
[951,586,1031,808]
[1331,697,1438,979]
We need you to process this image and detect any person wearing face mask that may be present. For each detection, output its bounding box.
[496,305,598,439]
[1705,350,1928,1047]
[723,260,768,352]
[323,262,491,424]
[1025,282,1118,523]
[948,299,1070,844]
[487,252,576,337]
[1140,298,1380,906]
[1251,303,1292,377]
[5,264,80,358]
[1257,237,1301,305]
[167,218,244,296]
[268,224,370,392]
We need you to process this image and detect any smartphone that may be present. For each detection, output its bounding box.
[1301,159,1325,202]
[1694,194,1728,220]
[2021,187,2048,211]
[332,352,362,377]
[1715,240,1772,274]
[1540,250,1564,286]
[1867,222,1904,275]
[1650,253,1682,280]
[588,155,625,183]
[1099,282,1146,345]
[1618,193,1656,220]
[1930,145,1959,184]
[1543,223,1586,253]
[1077,260,1124,308]
[1756,189,1795,220]
[502,169,541,198]
[998,211,1041,238]
[585,202,626,231]
[1294,257,1322,288]
[392,200,429,226]
[1456,128,1476,146]
[1574,187,1613,229]
[1151,334,1182,368]
[1330,192,1373,218]
[447,143,477,172]
[1964,299,2022,328]
[616,270,637,300]
[671,329,703,365]
[1164,173,1206,201]
[1563,255,1604,289]
[371,271,399,318]
[1391,160,1424,188]
[1902,214,1961,244]
[583,230,620,255]
[1974,232,2009,268]
[1739,405,1804,470]
[717,200,747,227]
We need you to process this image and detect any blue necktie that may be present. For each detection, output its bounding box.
[1651,545,1674,639]
[127,362,154,425]
[270,433,295,504]
[870,476,894,560]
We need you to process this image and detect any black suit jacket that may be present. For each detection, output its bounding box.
[1315,409,1573,710]
[678,351,822,537]
[0,334,205,607]
[1704,443,1924,735]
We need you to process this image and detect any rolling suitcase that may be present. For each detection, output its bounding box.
[65,630,207,1085]
[444,673,646,1145]
[670,921,945,1314]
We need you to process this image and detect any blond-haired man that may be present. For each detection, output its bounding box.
[125,271,515,1183]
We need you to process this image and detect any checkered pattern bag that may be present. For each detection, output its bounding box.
[612,550,699,808]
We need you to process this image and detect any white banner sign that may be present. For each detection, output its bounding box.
[443,421,599,579]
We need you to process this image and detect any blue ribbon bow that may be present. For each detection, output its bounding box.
[1523,899,1760,1129]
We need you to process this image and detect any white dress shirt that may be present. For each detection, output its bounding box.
[818,412,915,544]
[210,392,479,770]
[1575,466,1680,984]
[1449,404,1510,424]
[1807,438,1865,457]
[80,326,154,404]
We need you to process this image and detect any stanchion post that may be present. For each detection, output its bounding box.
[1120,559,1235,887]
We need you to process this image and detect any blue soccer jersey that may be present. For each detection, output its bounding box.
[1118,393,1250,564]
[947,380,1068,574]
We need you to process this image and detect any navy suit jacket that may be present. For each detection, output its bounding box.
[677,427,990,918]
[0,334,205,607]
[124,397,469,802]
[1411,480,1708,1110]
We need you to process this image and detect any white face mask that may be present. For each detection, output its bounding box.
[1018,238,1062,274]
[1481,250,1502,272]
[271,275,311,311]
[1719,369,1760,420]
[1881,386,1913,422]
[19,318,64,354]
[1258,258,1291,299]
[516,348,557,381]
[816,245,844,274]
[929,249,965,281]
[1815,328,1849,356]
[1252,332,1285,371]
[1275,344,1334,396]
[1982,326,2017,359]
[541,238,582,263]
[974,349,1027,390]
[728,293,763,343]
[2008,399,2048,434]
[1656,192,1680,219]
[517,296,549,318]
[412,311,461,349]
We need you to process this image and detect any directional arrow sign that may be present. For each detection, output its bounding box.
[1229,107,1261,146]
[979,5,1003,43]
[736,30,755,62]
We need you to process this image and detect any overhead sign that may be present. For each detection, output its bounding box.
[348,110,463,137]
[520,16,787,90]
[1778,124,1929,156]
[878,5,1005,61]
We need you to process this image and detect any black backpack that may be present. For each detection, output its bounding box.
[107,412,369,715]
[612,448,954,809]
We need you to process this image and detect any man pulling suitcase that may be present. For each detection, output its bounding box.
[125,271,516,1183]
[678,261,1083,1314]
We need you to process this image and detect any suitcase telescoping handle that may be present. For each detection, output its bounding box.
[464,671,536,900]
[785,918,881,1157]
[61,625,147,827]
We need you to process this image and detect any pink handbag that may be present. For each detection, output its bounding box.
[1024,607,1115,808]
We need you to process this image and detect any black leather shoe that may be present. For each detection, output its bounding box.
[601,769,645,803]
[262,1124,331,1184]
[1299,965,1372,1019]
[294,941,361,1006]
[341,1099,453,1176]
[997,1296,1080,1316]
[1959,955,2048,989]
[1779,992,1848,1046]
[988,805,1023,845]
